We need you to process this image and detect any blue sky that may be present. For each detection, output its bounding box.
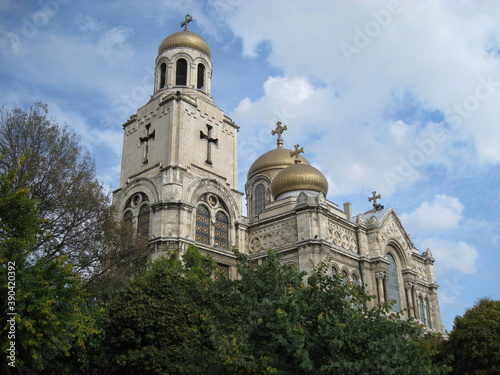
[1,0,499,331]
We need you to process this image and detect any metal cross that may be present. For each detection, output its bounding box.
[271,121,288,147]
[181,14,194,31]
[139,124,155,164]
[200,125,218,165]
[290,144,304,163]
[369,191,382,208]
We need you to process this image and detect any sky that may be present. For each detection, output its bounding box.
[0,0,499,331]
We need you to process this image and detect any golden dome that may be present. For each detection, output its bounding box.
[158,30,211,57]
[270,163,329,199]
[247,146,310,179]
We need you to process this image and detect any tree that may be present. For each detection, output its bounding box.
[98,246,216,375]
[98,248,450,375]
[442,298,500,375]
[0,102,109,279]
[0,102,147,374]
[0,102,148,284]
[210,251,449,375]
[1,163,97,374]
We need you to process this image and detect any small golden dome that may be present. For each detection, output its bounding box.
[158,30,211,57]
[247,146,310,179]
[270,163,329,199]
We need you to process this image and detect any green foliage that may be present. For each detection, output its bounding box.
[99,248,450,375]
[1,163,98,374]
[0,157,42,265]
[0,102,146,373]
[443,298,500,375]
[0,102,122,281]
[98,246,215,374]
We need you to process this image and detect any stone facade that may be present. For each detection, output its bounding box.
[112,23,445,334]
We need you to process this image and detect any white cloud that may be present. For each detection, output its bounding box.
[226,0,500,195]
[400,194,464,232]
[421,238,479,274]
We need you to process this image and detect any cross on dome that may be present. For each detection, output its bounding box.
[181,14,194,31]
[271,121,288,148]
[290,144,304,164]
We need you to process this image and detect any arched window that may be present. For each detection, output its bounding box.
[159,63,166,88]
[387,253,401,312]
[351,273,360,286]
[419,296,426,325]
[254,183,265,216]
[137,204,150,240]
[176,58,187,86]
[425,299,432,328]
[214,211,229,249]
[197,63,205,90]
[123,210,133,227]
[195,204,210,245]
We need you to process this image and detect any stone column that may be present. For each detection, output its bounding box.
[376,271,386,304]
[405,282,415,318]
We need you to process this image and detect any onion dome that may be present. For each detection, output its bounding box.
[270,162,329,199]
[247,146,310,179]
[270,144,328,199]
[158,30,211,57]
[247,121,309,179]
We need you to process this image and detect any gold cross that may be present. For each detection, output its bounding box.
[181,14,194,31]
[368,191,382,208]
[290,144,304,163]
[271,121,288,147]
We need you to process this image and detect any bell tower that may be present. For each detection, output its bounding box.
[113,15,246,268]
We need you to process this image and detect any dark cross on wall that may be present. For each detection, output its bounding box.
[140,124,155,164]
[200,124,218,165]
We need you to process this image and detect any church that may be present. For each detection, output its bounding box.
[112,15,445,334]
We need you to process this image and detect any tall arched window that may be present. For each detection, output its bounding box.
[214,211,229,249]
[387,253,402,312]
[176,58,187,86]
[123,210,133,227]
[197,63,205,90]
[254,183,265,216]
[159,63,166,88]
[419,296,426,325]
[426,299,432,328]
[137,204,150,240]
[195,204,210,245]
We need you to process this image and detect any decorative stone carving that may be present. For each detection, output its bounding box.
[356,213,365,224]
[248,218,297,254]
[378,217,409,251]
[367,215,379,228]
[326,222,358,253]
[414,265,428,282]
